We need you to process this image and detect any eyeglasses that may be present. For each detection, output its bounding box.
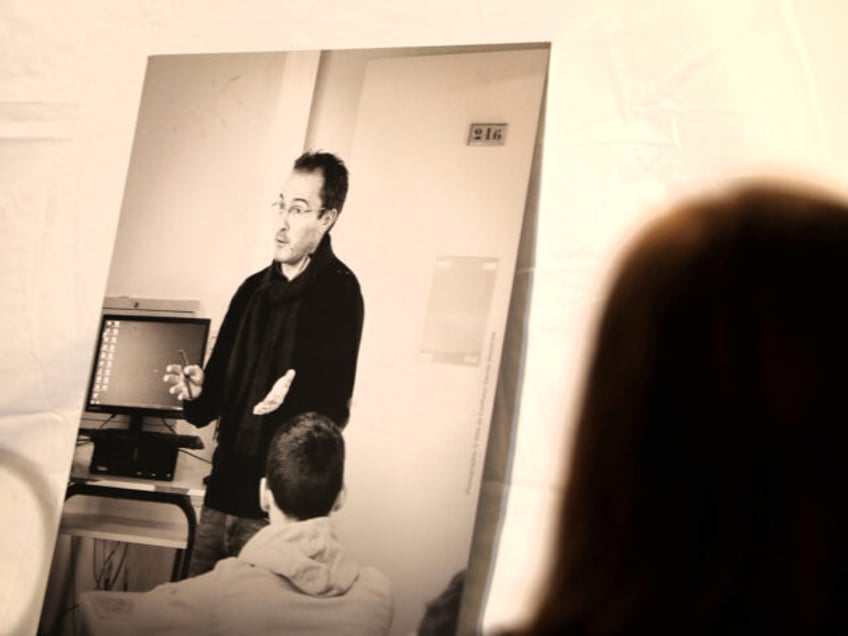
[272,197,325,217]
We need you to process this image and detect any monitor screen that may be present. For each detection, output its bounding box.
[85,313,210,420]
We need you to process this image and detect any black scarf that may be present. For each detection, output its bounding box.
[224,234,334,457]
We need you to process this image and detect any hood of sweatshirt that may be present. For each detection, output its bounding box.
[237,517,359,597]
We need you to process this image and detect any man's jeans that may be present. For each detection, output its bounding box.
[187,505,269,577]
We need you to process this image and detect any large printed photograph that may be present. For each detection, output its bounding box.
[39,43,549,636]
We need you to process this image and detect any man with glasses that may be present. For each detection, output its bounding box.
[163,151,364,576]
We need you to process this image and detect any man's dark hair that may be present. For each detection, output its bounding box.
[293,151,349,215]
[265,412,344,520]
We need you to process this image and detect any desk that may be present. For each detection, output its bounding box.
[61,436,211,581]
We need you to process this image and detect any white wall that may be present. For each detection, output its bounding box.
[106,52,292,327]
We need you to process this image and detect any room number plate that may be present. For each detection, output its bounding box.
[468,123,507,146]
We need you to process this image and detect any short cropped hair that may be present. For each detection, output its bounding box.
[293,151,349,215]
[265,412,345,520]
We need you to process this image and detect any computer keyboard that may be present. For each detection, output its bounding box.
[79,427,205,450]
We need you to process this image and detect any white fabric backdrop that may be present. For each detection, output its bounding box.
[2,1,848,634]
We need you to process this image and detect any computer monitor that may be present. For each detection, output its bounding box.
[84,313,211,432]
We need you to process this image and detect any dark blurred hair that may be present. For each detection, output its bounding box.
[265,412,344,520]
[524,181,848,635]
[417,570,465,636]
[293,151,349,215]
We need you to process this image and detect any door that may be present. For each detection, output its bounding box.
[330,47,548,636]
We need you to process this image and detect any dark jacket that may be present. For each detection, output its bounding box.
[183,235,363,517]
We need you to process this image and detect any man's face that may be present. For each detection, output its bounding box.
[273,170,334,270]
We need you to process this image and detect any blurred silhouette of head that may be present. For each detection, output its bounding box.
[525,180,848,635]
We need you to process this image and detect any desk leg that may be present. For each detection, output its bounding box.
[64,482,198,581]
[172,549,185,581]
[170,496,197,580]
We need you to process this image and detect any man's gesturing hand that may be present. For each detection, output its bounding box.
[163,364,204,401]
[253,369,296,415]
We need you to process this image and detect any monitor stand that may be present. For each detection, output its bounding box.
[127,413,145,435]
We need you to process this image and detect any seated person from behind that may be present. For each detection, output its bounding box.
[80,412,392,636]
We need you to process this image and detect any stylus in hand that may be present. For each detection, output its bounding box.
[178,349,194,400]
